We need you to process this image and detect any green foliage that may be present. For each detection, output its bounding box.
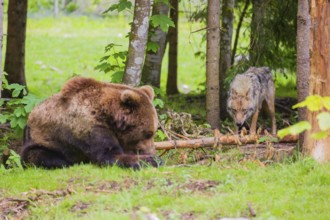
[6,83,28,97]
[1,77,44,132]
[189,4,207,23]
[278,95,330,139]
[150,14,175,32]
[146,41,160,53]
[153,98,164,109]
[103,0,132,14]
[65,2,78,13]
[151,87,165,109]
[27,0,53,13]
[311,131,329,140]
[156,130,166,141]
[95,43,127,83]
[4,150,23,169]
[258,136,279,143]
[317,112,330,131]
[293,95,328,112]
[278,121,311,139]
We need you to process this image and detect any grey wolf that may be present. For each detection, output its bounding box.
[227,67,276,135]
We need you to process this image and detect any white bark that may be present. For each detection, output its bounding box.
[123,0,151,86]
[54,0,59,17]
[61,0,66,9]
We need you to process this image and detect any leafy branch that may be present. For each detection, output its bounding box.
[95,43,127,83]
[278,95,330,140]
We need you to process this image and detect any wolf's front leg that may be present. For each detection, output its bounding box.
[271,111,277,136]
[266,96,277,136]
[250,110,259,135]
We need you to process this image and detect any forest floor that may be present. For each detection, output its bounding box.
[1,158,330,219]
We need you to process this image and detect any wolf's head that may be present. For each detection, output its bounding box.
[227,87,256,129]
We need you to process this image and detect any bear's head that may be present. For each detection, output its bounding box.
[100,84,158,156]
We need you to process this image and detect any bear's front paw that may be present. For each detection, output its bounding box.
[131,156,162,170]
[144,156,163,167]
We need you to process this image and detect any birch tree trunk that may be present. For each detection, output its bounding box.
[219,0,235,120]
[296,0,310,145]
[3,0,28,98]
[123,0,151,86]
[61,0,66,9]
[54,0,59,17]
[303,0,330,162]
[141,2,169,87]
[0,0,3,99]
[166,0,179,95]
[206,0,220,129]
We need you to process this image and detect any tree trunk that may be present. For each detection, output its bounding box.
[0,0,3,99]
[123,0,151,86]
[61,0,66,9]
[296,0,310,145]
[54,0,59,17]
[206,0,220,129]
[3,0,28,98]
[219,0,235,120]
[231,0,249,64]
[166,0,179,95]
[141,2,169,87]
[303,0,330,162]
[249,0,267,66]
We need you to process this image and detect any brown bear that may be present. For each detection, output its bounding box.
[22,76,160,169]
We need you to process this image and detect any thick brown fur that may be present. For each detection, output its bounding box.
[21,77,160,169]
[227,67,276,135]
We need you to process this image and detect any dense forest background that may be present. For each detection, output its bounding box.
[1,0,330,158]
[1,0,329,160]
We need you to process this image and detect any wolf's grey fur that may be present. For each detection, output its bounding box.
[227,67,276,135]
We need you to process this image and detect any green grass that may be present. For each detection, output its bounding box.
[1,158,329,219]
[23,15,205,97]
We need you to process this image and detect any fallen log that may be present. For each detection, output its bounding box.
[154,135,298,150]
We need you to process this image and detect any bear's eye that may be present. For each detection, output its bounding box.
[144,131,154,139]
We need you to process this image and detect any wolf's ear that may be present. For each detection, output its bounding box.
[231,89,238,96]
[120,90,140,107]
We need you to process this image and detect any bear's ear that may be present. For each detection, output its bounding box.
[139,85,154,100]
[120,90,140,106]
